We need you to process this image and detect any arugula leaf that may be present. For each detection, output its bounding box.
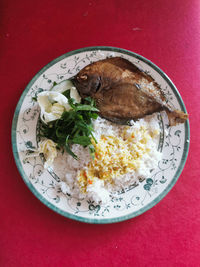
[76,104,99,112]
[32,96,37,102]
[88,144,95,159]
[62,89,77,109]
[62,89,71,99]
[72,135,91,146]
[65,135,78,159]
[39,86,99,159]
[84,97,95,105]
[89,112,98,119]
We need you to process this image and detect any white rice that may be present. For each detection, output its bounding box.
[54,114,162,204]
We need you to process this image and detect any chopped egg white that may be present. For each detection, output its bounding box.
[51,80,81,103]
[37,91,70,123]
[38,139,57,169]
[37,80,81,123]
[52,80,73,93]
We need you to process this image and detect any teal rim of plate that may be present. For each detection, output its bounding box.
[11,46,190,224]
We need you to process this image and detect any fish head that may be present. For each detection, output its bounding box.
[74,69,102,98]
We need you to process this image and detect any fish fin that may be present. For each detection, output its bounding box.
[166,109,188,126]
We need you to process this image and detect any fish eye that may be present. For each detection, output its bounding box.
[80,74,88,80]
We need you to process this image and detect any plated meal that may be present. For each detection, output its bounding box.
[12,47,190,223]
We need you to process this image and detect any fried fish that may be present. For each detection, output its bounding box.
[73,57,188,126]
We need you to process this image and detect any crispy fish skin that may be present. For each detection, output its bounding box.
[73,57,188,126]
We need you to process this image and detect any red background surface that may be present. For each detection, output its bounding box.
[1,0,200,266]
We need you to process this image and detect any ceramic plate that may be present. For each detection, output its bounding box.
[12,47,190,223]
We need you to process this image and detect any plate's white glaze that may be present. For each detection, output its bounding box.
[12,47,189,223]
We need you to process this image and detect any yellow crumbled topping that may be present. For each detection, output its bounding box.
[38,139,57,168]
[77,126,159,192]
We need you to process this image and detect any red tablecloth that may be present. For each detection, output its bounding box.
[1,0,200,266]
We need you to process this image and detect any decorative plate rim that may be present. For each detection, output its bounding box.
[11,46,190,224]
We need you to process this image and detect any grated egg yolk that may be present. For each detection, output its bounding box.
[77,126,159,192]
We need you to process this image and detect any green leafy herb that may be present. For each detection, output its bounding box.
[65,135,78,159]
[32,96,37,102]
[39,90,99,159]
[75,104,98,112]
[72,135,92,146]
